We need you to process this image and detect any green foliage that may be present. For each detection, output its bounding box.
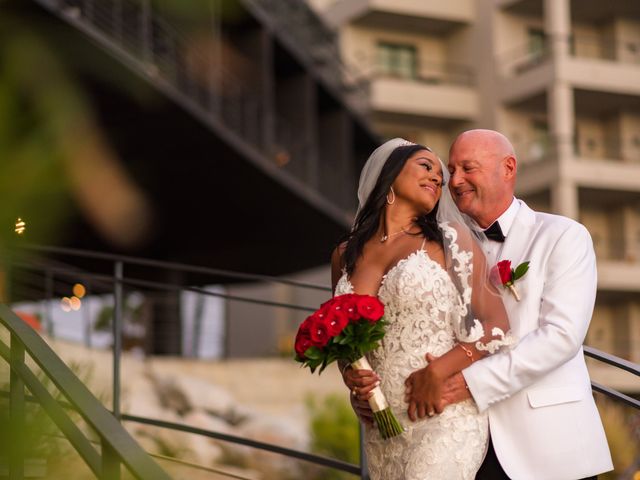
[512,261,530,281]
[307,394,360,480]
[94,295,145,332]
[0,360,101,476]
[297,319,387,375]
[0,26,75,252]
[596,396,640,479]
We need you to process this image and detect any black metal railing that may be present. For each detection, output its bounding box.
[0,304,171,479]
[32,0,363,215]
[242,0,369,111]
[2,245,639,479]
[37,0,267,149]
[3,244,366,478]
[584,346,640,410]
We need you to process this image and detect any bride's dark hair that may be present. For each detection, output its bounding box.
[341,144,443,276]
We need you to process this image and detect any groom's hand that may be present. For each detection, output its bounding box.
[441,373,472,405]
[426,354,471,407]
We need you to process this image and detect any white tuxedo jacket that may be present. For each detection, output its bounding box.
[463,200,612,480]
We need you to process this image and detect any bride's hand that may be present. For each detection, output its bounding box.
[404,359,446,421]
[342,366,380,426]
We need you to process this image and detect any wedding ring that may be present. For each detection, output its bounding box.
[352,387,358,397]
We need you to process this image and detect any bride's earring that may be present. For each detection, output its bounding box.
[386,187,396,205]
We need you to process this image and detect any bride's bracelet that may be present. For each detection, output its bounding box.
[457,343,475,363]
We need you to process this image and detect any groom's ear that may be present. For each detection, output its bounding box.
[503,155,517,181]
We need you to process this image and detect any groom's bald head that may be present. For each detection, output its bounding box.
[448,129,518,228]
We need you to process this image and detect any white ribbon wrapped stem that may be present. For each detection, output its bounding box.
[351,356,389,413]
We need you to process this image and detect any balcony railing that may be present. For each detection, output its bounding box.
[497,39,551,76]
[499,32,640,76]
[372,61,475,87]
[510,134,640,165]
[571,34,640,65]
[38,0,268,151]
[33,0,366,215]
[574,138,640,163]
[243,0,369,110]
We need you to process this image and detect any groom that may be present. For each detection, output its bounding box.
[405,129,612,479]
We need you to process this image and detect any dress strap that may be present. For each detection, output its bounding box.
[420,236,427,251]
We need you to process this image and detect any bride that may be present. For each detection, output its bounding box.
[331,138,513,479]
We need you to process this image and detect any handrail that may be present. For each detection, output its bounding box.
[583,346,640,410]
[0,390,361,477]
[584,345,640,377]
[5,245,640,480]
[122,413,361,475]
[11,260,319,312]
[0,304,171,479]
[20,244,331,291]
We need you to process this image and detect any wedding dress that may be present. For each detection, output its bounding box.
[335,234,488,480]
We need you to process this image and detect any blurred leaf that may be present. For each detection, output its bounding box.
[307,394,360,480]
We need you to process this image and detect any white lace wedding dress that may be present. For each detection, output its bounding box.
[335,243,488,480]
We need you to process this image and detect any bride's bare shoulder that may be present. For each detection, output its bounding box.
[330,242,348,291]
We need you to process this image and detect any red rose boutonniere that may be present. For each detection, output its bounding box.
[496,260,530,301]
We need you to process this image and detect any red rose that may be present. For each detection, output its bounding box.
[298,315,314,334]
[497,260,512,285]
[324,297,348,317]
[356,295,384,322]
[339,295,361,321]
[294,331,313,358]
[325,309,349,336]
[308,317,330,346]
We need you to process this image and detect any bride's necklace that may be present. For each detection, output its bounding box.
[380,229,406,243]
[380,224,416,243]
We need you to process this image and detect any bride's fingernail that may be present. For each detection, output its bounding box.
[375,381,380,387]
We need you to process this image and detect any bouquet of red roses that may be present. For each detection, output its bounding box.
[294,294,403,439]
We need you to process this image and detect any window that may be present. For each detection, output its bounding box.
[377,42,418,79]
[528,120,549,161]
[528,28,547,60]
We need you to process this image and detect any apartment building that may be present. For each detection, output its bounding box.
[309,0,640,384]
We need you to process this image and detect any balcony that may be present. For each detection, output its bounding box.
[497,33,640,100]
[368,64,478,124]
[321,0,474,33]
[561,34,640,95]
[496,40,552,104]
[597,261,640,291]
[494,0,542,14]
[568,158,640,192]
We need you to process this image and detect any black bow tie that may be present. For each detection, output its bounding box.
[484,221,505,242]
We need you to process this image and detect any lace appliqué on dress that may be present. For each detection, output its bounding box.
[335,249,488,480]
[440,222,515,353]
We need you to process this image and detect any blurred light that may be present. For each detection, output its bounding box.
[274,151,291,167]
[60,297,72,313]
[72,283,86,298]
[15,218,26,235]
[633,471,640,480]
[70,296,81,311]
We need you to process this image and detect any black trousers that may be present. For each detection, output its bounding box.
[475,437,597,480]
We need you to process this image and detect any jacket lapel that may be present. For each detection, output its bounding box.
[496,200,536,266]
[491,201,537,314]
